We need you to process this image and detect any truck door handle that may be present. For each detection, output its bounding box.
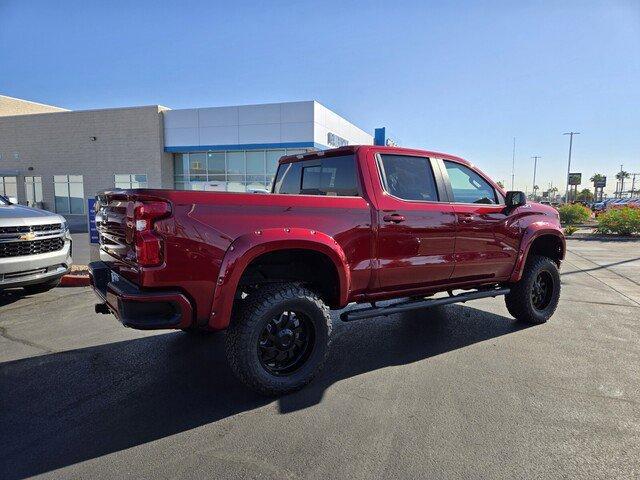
[383,213,406,223]
[458,213,475,223]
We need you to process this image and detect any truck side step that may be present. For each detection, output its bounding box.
[340,287,511,322]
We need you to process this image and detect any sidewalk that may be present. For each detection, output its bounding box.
[71,233,91,265]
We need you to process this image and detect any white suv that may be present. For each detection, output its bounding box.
[0,196,72,293]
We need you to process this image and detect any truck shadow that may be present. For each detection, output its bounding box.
[1,304,529,480]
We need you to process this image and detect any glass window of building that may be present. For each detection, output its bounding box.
[246,151,265,175]
[266,150,286,175]
[226,174,245,192]
[0,176,18,198]
[115,174,148,189]
[54,175,85,214]
[189,153,207,182]
[174,154,187,176]
[286,149,307,156]
[24,176,43,206]
[227,151,244,175]
[172,148,314,192]
[207,152,225,175]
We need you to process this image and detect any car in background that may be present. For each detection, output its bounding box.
[0,195,72,293]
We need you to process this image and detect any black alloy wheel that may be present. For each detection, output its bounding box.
[257,310,314,375]
[531,271,554,310]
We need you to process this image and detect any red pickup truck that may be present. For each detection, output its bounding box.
[90,145,564,395]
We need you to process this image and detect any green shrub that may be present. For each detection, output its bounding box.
[558,204,591,226]
[563,225,578,236]
[597,206,640,236]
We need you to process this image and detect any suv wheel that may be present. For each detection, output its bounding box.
[225,283,331,396]
[505,255,561,324]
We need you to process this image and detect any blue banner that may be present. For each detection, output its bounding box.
[87,198,99,244]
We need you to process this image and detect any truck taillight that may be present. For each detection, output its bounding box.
[127,200,171,267]
[135,230,163,266]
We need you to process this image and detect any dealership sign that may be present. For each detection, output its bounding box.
[568,173,582,186]
[327,132,348,148]
[594,176,607,188]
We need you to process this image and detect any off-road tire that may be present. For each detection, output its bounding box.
[505,255,561,324]
[23,279,60,295]
[225,283,332,396]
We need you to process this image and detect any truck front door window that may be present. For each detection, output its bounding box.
[444,161,497,204]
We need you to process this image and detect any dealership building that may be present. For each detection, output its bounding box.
[0,95,377,230]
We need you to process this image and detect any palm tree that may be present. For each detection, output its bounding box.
[616,171,630,197]
[590,173,605,200]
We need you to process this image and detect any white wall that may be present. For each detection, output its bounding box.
[313,102,373,147]
[164,101,315,148]
[164,101,373,149]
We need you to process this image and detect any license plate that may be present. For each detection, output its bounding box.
[110,271,120,283]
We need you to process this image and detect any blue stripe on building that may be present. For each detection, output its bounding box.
[165,142,330,153]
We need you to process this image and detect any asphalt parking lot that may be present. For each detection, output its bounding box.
[1,238,639,479]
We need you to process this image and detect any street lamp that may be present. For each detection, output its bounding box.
[532,156,540,199]
[563,132,580,203]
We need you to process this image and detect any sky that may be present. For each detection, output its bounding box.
[1,0,639,195]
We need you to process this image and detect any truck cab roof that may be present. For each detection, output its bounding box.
[279,145,473,167]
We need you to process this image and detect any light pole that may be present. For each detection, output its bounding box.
[563,132,580,203]
[532,156,540,199]
[511,137,516,191]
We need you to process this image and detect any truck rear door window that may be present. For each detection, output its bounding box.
[273,155,359,196]
[378,154,439,202]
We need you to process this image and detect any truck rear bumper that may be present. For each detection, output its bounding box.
[89,261,193,330]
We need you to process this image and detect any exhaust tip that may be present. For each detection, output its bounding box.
[95,303,110,315]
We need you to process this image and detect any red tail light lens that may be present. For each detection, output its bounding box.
[135,230,163,266]
[127,200,171,267]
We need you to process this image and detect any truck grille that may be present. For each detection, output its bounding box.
[0,223,62,234]
[0,238,65,258]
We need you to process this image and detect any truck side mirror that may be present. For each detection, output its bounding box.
[505,191,526,209]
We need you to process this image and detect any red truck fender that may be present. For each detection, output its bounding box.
[208,227,351,330]
[509,224,566,283]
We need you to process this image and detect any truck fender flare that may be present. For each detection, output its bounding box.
[208,227,350,330]
[509,226,566,283]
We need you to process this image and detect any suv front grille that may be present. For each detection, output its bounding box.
[0,223,62,234]
[0,238,65,258]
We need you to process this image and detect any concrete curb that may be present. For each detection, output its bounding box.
[60,274,91,287]
[567,234,640,242]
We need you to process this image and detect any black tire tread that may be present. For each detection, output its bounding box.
[225,283,331,396]
[505,255,560,324]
